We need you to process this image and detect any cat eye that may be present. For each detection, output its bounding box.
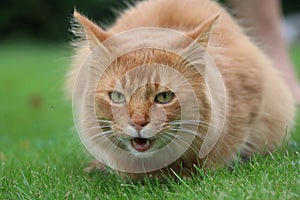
[109,91,126,104]
[155,91,174,104]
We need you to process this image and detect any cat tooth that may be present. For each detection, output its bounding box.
[132,140,137,146]
[145,139,150,148]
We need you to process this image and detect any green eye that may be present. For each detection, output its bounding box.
[109,91,126,104]
[155,91,174,104]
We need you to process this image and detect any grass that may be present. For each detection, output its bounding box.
[0,41,299,199]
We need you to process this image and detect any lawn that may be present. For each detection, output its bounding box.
[0,42,299,199]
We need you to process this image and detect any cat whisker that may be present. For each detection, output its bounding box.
[171,119,243,142]
[108,136,128,153]
[98,125,112,129]
[159,134,172,146]
[163,131,200,155]
[169,127,201,137]
[93,134,115,144]
[168,128,206,142]
[168,125,226,154]
[171,119,202,123]
[95,119,113,123]
[169,119,245,160]
[157,134,177,155]
[166,129,224,160]
[75,118,112,123]
[82,130,114,142]
[170,120,211,127]
[80,125,111,132]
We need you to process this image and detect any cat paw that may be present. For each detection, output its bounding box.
[83,160,107,173]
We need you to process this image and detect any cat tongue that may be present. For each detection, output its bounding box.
[132,138,151,152]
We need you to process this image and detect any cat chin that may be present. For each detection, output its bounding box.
[128,149,156,158]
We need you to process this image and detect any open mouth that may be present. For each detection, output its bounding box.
[131,138,153,152]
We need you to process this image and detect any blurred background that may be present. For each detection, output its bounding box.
[0,0,300,43]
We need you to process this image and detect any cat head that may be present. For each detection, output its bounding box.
[72,11,221,172]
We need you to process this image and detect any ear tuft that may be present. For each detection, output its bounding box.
[72,10,112,50]
[187,14,220,49]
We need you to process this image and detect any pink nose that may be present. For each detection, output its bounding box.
[129,113,150,132]
[129,121,150,132]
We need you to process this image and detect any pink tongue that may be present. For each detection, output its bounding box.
[132,138,151,152]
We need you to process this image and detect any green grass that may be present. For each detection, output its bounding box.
[0,42,299,199]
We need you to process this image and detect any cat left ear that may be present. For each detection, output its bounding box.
[73,10,112,50]
[186,15,220,49]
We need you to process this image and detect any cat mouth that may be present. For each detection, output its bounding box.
[131,137,153,152]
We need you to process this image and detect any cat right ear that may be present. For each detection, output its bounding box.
[186,15,220,49]
[72,10,112,50]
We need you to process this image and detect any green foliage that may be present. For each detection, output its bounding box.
[0,43,299,199]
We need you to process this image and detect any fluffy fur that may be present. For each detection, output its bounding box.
[67,0,295,180]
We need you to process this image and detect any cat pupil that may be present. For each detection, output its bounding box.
[163,93,167,99]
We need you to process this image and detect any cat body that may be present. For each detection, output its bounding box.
[68,0,295,179]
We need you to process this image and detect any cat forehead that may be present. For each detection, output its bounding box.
[106,28,189,50]
[103,64,182,94]
[108,50,185,82]
[97,53,188,95]
[95,46,204,95]
[115,49,180,66]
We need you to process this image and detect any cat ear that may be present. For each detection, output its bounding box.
[186,15,220,49]
[73,10,112,50]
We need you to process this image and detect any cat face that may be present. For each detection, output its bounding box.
[72,12,219,172]
[94,49,209,156]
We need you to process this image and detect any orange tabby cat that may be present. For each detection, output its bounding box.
[67,0,295,180]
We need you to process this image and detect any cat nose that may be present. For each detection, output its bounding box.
[129,117,150,132]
